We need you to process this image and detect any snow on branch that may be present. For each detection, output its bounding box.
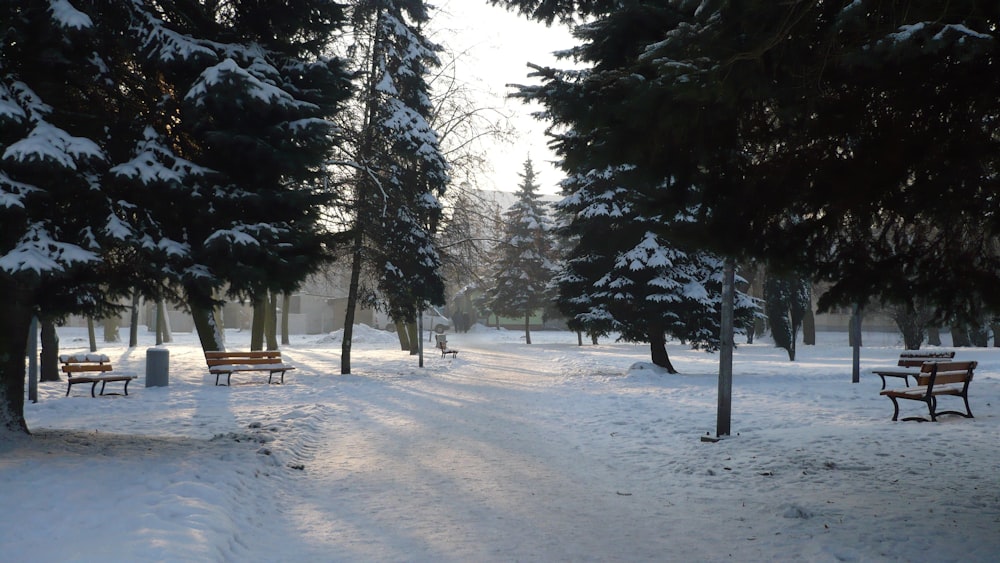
[0,172,39,209]
[48,0,93,30]
[7,81,52,121]
[933,23,993,42]
[132,6,215,63]
[885,21,993,47]
[103,212,133,241]
[204,228,261,248]
[110,127,212,184]
[0,84,27,121]
[0,224,100,275]
[2,122,103,168]
[185,58,318,111]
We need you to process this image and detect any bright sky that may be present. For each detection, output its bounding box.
[431,1,576,195]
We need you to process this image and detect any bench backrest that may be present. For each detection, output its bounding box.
[434,334,448,350]
[59,354,113,374]
[897,351,955,367]
[917,360,976,388]
[205,351,284,367]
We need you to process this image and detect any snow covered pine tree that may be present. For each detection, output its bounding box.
[488,159,558,345]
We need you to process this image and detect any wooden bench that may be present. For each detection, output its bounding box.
[61,354,136,397]
[880,360,976,422]
[435,334,458,358]
[205,351,295,386]
[871,350,955,389]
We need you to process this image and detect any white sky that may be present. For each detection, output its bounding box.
[430,1,576,195]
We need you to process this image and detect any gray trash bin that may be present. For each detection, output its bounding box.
[146,348,169,387]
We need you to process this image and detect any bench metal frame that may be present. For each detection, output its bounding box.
[880,360,976,422]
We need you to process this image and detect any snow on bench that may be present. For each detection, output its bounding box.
[60,353,136,398]
[204,351,295,386]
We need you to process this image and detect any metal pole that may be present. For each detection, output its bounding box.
[716,260,735,437]
[851,304,861,383]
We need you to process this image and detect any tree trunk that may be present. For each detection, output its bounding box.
[752,316,765,344]
[342,228,364,374]
[577,331,583,346]
[40,319,60,382]
[991,324,1000,347]
[970,323,988,347]
[0,282,33,433]
[648,331,677,374]
[27,316,37,404]
[591,333,599,345]
[155,301,163,345]
[782,313,796,361]
[927,326,942,346]
[802,306,816,345]
[405,322,419,355]
[895,312,925,350]
[103,316,121,343]
[524,311,531,344]
[265,291,278,351]
[129,292,139,347]
[156,300,172,344]
[251,296,266,351]
[396,321,411,351]
[190,303,225,352]
[281,293,290,346]
[87,318,97,352]
[951,326,971,347]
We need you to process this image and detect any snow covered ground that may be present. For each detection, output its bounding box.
[3,325,999,562]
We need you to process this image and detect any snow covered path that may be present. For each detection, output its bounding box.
[253,340,686,562]
[8,327,1000,562]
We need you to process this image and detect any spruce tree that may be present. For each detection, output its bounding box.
[763,274,810,361]
[0,1,137,432]
[0,2,351,430]
[554,164,755,371]
[340,0,449,366]
[496,0,1000,322]
[488,159,556,344]
[123,1,351,351]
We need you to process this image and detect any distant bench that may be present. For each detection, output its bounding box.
[61,354,136,397]
[880,360,976,422]
[435,334,458,358]
[205,351,295,386]
[871,350,955,389]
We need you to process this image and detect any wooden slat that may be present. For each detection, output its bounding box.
[206,358,285,366]
[68,375,134,382]
[205,351,283,360]
[62,364,113,373]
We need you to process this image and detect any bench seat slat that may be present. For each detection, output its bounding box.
[206,358,287,366]
[62,364,114,374]
[208,364,294,372]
